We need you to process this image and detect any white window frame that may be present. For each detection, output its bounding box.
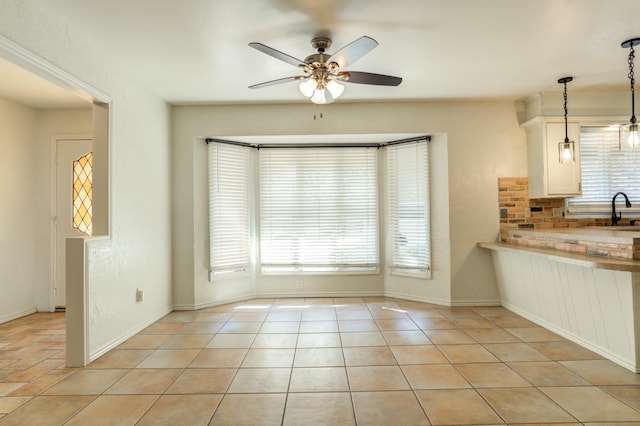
[208,142,251,280]
[566,125,640,217]
[386,140,431,279]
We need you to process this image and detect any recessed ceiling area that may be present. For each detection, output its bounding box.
[4,0,640,106]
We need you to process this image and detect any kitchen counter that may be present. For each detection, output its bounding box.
[503,226,640,244]
[478,241,640,272]
[499,226,640,261]
[480,236,640,372]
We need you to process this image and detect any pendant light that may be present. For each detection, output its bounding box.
[622,38,640,148]
[558,76,575,163]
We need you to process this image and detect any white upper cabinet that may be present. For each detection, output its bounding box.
[525,118,581,198]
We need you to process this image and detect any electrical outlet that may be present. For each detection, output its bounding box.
[524,207,531,218]
[296,280,304,290]
[136,288,143,302]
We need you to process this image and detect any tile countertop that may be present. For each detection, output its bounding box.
[503,226,640,245]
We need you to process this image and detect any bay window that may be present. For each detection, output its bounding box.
[207,136,431,279]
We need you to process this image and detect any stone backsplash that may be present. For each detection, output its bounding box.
[498,177,640,259]
[499,177,636,231]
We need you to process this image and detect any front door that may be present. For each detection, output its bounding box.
[55,139,93,309]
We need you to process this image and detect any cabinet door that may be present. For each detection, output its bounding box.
[546,122,581,196]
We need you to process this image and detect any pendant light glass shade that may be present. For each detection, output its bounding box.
[621,122,640,148]
[558,76,575,163]
[558,140,575,163]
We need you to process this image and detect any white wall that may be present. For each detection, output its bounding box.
[172,101,527,307]
[0,97,38,322]
[1,1,173,360]
[445,102,528,304]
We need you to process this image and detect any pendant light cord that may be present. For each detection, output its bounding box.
[629,43,637,125]
[563,80,569,142]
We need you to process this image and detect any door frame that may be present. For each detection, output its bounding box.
[50,135,93,312]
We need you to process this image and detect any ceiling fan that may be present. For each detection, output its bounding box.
[248,36,402,104]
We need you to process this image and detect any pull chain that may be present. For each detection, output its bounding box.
[313,104,324,120]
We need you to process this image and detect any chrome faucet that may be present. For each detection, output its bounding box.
[611,192,632,226]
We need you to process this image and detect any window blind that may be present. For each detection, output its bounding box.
[208,142,251,275]
[387,141,431,276]
[259,147,379,273]
[566,126,640,215]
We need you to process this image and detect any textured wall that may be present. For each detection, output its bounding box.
[0,0,173,359]
[0,96,38,323]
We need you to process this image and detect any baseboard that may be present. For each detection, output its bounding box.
[173,294,257,311]
[255,290,384,299]
[88,305,173,363]
[375,292,500,307]
[501,301,639,373]
[383,291,451,306]
[172,292,499,310]
[0,308,37,325]
[449,299,502,307]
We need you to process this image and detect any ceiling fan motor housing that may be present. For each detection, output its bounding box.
[304,53,331,66]
[311,37,332,53]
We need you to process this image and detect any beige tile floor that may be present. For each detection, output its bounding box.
[2,297,640,425]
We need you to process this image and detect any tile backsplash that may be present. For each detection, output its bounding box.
[498,177,640,259]
[498,177,634,236]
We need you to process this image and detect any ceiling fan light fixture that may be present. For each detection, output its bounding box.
[310,87,335,104]
[326,79,345,99]
[299,78,316,97]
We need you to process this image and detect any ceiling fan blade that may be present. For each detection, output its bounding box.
[328,36,378,69]
[249,42,306,68]
[249,76,302,89]
[339,71,402,86]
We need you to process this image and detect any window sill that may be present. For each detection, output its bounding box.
[390,268,431,280]
[209,269,250,282]
[261,266,379,276]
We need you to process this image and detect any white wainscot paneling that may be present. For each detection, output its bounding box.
[491,250,640,372]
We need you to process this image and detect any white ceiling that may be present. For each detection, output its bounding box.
[5,0,640,107]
